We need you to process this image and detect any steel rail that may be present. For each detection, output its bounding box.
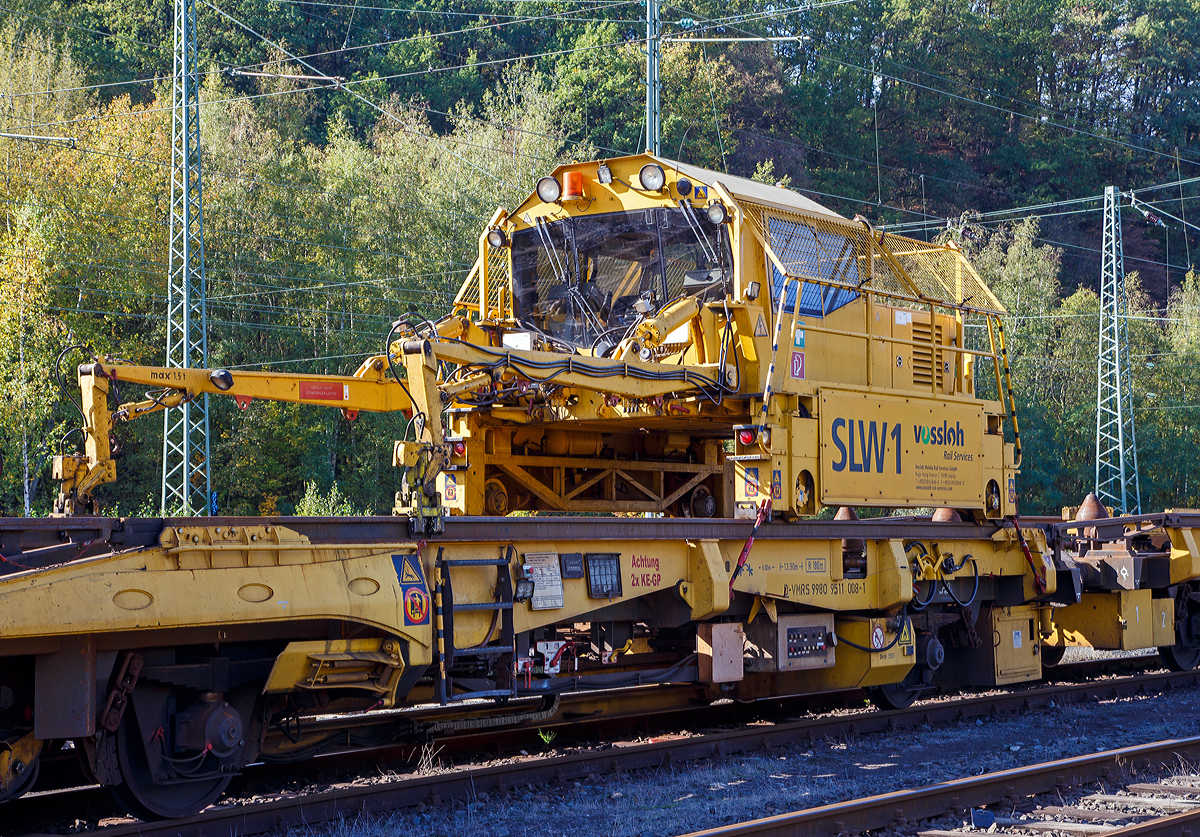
[0,514,1015,574]
[8,511,1200,570]
[1106,807,1200,836]
[679,734,1200,836]
[19,668,1199,837]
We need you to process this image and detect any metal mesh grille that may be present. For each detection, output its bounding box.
[884,236,1001,314]
[742,202,1004,315]
[485,246,510,317]
[453,261,482,312]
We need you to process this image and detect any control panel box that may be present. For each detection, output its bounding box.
[744,613,836,672]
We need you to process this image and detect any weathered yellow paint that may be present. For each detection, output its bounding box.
[263,638,406,705]
[991,605,1042,685]
[820,617,914,689]
[730,533,1044,610]
[0,732,41,793]
[1044,590,1155,651]
[1153,597,1176,647]
[1168,527,1200,584]
[686,540,729,621]
[0,527,430,662]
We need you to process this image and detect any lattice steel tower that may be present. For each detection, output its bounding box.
[1095,185,1141,515]
[645,0,661,155]
[162,0,211,515]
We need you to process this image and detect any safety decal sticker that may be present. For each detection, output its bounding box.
[404,586,430,625]
[393,553,431,626]
[899,620,913,646]
[444,473,457,502]
[871,624,885,649]
[395,554,423,585]
[755,315,768,336]
[793,322,805,349]
[693,185,708,199]
[771,469,782,500]
[744,467,759,497]
[790,351,805,380]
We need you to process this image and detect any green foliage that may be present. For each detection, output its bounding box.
[294,481,371,517]
[3,0,1200,515]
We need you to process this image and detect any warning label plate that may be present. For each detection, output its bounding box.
[300,381,349,401]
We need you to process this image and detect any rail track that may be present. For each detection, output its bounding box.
[11,662,1199,837]
[682,733,1200,836]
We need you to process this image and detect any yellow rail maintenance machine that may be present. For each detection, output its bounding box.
[1,155,1197,820]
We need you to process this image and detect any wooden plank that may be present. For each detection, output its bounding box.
[1126,783,1200,797]
[1084,794,1200,811]
[1036,806,1150,822]
[996,817,1117,834]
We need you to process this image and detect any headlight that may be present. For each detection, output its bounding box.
[536,175,561,203]
[639,163,665,191]
[705,201,730,224]
[486,227,509,248]
[676,176,693,197]
[209,369,234,391]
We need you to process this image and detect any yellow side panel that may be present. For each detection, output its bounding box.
[992,606,1041,685]
[0,548,431,657]
[818,388,985,508]
[808,617,914,689]
[1168,527,1200,585]
[1153,597,1176,647]
[1046,590,1155,651]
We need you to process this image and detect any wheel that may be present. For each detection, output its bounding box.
[106,688,233,821]
[1159,584,1200,672]
[1160,644,1200,672]
[0,751,39,802]
[869,682,919,711]
[1040,645,1066,668]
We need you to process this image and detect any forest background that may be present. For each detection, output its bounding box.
[1,0,1199,517]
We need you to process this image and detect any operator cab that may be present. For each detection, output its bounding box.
[511,207,733,355]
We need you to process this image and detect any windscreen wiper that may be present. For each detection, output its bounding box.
[678,200,720,266]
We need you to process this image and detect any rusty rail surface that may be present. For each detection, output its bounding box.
[681,735,1200,836]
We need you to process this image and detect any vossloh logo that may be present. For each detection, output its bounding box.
[914,421,964,447]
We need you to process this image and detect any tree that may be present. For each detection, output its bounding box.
[0,211,65,515]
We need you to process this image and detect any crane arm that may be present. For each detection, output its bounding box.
[52,341,443,517]
[94,356,412,420]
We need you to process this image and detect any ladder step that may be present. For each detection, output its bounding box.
[449,689,513,702]
[453,602,513,611]
[457,645,514,656]
[443,558,509,566]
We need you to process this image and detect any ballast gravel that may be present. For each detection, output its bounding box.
[277,664,1200,837]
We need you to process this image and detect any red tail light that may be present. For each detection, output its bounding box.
[453,442,466,457]
[738,429,756,446]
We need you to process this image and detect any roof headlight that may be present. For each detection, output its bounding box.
[486,227,509,248]
[536,175,561,203]
[705,201,730,225]
[639,163,666,192]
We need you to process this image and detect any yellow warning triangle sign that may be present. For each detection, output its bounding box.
[754,314,768,337]
[899,620,913,645]
[401,556,422,584]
